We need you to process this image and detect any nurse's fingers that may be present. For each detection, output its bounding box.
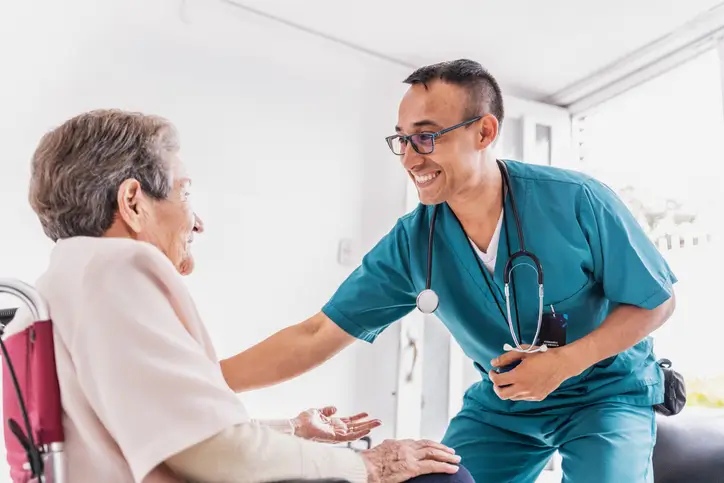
[492,382,531,400]
[488,369,515,388]
[491,349,530,368]
[492,383,510,399]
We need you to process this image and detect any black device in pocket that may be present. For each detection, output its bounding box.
[653,358,687,416]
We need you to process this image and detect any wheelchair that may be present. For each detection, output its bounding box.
[0,278,64,483]
[1,278,723,483]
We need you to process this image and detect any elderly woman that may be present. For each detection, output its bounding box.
[18,109,464,482]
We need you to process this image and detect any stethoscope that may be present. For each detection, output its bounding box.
[415,160,548,353]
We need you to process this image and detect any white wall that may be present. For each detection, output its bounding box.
[719,36,724,115]
[0,0,412,444]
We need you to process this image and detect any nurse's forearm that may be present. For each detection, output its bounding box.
[220,312,355,392]
[561,294,676,377]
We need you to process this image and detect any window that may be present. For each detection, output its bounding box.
[575,47,724,411]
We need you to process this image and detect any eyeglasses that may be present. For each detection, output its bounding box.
[385,116,482,156]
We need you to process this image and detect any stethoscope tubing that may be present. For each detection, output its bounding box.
[418,160,547,353]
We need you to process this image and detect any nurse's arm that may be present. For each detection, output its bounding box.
[561,293,676,377]
[220,312,355,392]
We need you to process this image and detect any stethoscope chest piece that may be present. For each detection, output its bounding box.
[416,289,439,314]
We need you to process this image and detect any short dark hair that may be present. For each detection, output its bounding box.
[403,59,504,128]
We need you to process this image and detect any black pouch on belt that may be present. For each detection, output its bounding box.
[653,358,687,416]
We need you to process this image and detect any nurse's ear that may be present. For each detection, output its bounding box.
[477,114,499,151]
[116,178,153,234]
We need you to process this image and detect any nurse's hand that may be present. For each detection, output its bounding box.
[292,406,382,443]
[488,347,573,401]
[361,439,461,483]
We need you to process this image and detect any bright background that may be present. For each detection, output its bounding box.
[2,1,724,481]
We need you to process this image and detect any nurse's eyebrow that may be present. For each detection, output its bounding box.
[395,120,443,133]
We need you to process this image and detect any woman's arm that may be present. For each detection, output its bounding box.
[165,422,369,483]
[166,422,463,483]
[251,418,296,435]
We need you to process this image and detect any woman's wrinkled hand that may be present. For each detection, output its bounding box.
[292,406,381,443]
[361,439,461,483]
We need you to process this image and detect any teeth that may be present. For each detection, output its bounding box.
[415,171,439,183]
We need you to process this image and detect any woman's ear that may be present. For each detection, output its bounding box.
[478,114,499,150]
[116,179,146,233]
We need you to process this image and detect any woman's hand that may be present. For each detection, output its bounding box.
[292,406,381,443]
[361,439,460,482]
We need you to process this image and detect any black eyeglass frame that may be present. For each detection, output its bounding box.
[385,116,483,155]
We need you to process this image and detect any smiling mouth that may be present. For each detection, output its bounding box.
[413,170,441,186]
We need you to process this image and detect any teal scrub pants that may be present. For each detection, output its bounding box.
[441,396,657,482]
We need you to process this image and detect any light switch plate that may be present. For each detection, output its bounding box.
[337,238,355,266]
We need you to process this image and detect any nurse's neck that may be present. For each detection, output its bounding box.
[447,158,503,253]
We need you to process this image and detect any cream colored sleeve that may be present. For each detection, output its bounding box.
[166,421,369,483]
[250,418,296,435]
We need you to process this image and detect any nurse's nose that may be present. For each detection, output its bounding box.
[401,145,425,172]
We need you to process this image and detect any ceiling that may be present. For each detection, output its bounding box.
[222,0,724,102]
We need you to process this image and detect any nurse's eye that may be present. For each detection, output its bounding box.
[411,133,435,152]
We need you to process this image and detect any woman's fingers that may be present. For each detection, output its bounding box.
[414,447,462,465]
[412,439,457,454]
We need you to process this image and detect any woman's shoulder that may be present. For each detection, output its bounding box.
[56,237,177,277]
[46,237,183,304]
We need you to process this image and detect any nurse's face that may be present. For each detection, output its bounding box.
[395,81,497,205]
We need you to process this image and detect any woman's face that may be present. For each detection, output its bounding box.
[146,156,203,275]
[117,154,204,275]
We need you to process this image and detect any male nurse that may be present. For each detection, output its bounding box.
[221,59,677,482]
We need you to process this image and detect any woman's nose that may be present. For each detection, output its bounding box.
[193,213,205,233]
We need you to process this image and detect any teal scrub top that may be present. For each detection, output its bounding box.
[322,160,677,414]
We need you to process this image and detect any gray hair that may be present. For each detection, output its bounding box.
[28,109,179,241]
